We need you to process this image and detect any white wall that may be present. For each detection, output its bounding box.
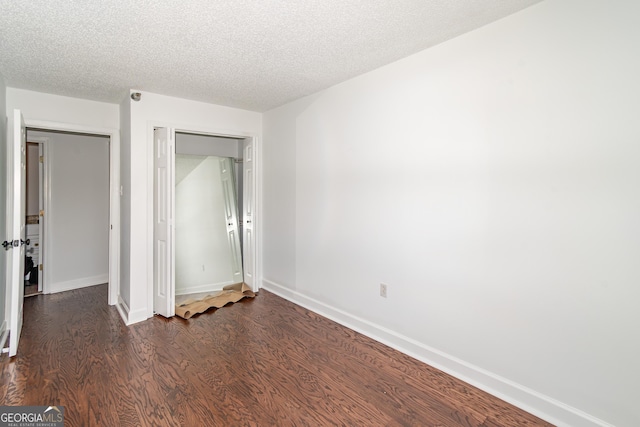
[29,131,110,293]
[0,73,7,335]
[6,89,119,130]
[262,100,300,290]
[119,91,261,323]
[262,1,640,426]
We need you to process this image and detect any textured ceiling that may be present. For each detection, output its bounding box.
[0,0,542,112]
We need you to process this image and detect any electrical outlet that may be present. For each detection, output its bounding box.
[380,283,388,298]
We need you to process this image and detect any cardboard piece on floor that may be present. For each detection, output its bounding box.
[175,283,255,319]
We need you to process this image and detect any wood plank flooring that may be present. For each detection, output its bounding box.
[0,284,554,426]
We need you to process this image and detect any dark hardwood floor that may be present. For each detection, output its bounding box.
[0,285,553,426]
[24,282,40,297]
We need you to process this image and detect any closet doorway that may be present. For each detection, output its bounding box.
[153,128,256,317]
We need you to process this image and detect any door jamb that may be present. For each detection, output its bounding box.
[24,120,120,306]
[25,136,49,293]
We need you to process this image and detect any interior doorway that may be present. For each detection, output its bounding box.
[25,129,111,296]
[153,128,256,317]
[5,110,120,357]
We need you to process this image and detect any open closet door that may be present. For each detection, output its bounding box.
[6,109,27,357]
[219,158,243,284]
[242,138,255,289]
[153,127,175,317]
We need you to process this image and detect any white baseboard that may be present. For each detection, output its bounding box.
[175,280,234,296]
[48,274,108,294]
[116,295,148,326]
[127,307,148,325]
[261,279,612,427]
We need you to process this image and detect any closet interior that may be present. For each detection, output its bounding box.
[173,132,245,304]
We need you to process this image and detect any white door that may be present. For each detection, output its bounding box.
[153,128,175,317]
[6,109,27,357]
[242,138,255,289]
[219,157,243,284]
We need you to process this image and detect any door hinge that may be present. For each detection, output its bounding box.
[39,210,44,217]
[39,155,44,163]
[39,264,43,271]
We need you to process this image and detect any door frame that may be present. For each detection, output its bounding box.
[25,136,49,293]
[148,122,261,317]
[25,120,120,306]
